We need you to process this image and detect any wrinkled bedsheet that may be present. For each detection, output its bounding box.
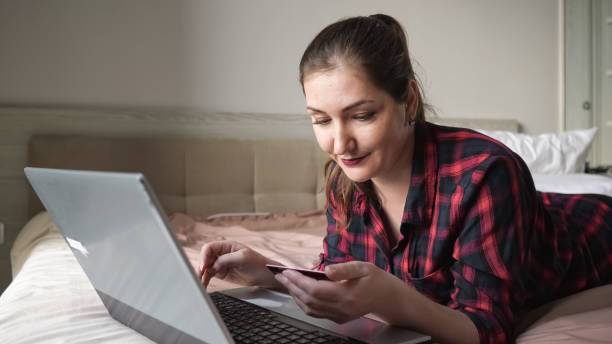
[171,211,326,270]
[1,211,611,343]
[0,211,326,343]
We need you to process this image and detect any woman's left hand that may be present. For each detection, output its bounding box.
[274,261,397,324]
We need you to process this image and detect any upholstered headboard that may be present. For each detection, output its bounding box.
[27,137,329,217]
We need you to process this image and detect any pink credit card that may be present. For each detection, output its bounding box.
[266,264,329,280]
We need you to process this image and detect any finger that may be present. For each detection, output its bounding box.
[215,267,229,280]
[289,288,349,323]
[282,278,341,319]
[282,270,339,302]
[199,241,238,276]
[290,290,329,319]
[199,243,218,277]
[279,271,341,312]
[203,268,214,287]
[198,245,207,277]
[325,261,370,281]
[200,270,208,288]
[212,250,245,273]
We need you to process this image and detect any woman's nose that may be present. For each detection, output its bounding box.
[331,124,353,155]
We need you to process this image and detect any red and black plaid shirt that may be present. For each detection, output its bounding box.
[316,122,612,343]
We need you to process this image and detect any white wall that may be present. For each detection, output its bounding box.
[0,0,560,134]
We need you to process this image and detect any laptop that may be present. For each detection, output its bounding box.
[24,167,431,344]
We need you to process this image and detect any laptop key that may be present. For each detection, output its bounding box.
[295,329,308,336]
[305,333,318,339]
[277,330,292,337]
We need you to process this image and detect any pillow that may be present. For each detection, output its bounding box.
[531,173,612,197]
[476,128,598,174]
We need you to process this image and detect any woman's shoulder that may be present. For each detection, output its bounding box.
[424,122,534,193]
[426,121,523,167]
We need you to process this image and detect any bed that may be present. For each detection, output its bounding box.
[1,113,611,343]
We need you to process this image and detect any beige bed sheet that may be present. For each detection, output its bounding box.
[1,212,153,344]
[2,212,612,343]
[170,211,327,292]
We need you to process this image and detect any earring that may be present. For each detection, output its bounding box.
[405,117,416,127]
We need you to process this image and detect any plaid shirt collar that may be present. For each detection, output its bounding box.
[402,122,438,227]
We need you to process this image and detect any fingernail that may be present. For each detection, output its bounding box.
[275,274,287,283]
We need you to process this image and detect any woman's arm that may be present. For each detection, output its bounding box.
[276,261,479,344]
[374,268,479,344]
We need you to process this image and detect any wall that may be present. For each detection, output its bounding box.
[0,0,560,292]
[0,0,560,134]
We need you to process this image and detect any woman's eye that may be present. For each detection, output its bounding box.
[312,118,331,125]
[354,112,375,121]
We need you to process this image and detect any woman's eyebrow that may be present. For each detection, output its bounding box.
[306,100,375,114]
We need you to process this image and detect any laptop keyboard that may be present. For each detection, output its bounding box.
[210,292,365,344]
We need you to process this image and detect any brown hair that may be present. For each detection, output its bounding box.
[299,14,426,225]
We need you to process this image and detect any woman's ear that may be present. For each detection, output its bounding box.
[403,80,419,126]
[407,80,419,119]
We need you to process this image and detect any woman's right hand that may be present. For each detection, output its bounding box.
[198,240,282,290]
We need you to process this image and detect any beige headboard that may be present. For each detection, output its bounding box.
[27,136,330,218]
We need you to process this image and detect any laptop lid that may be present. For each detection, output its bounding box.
[25,167,233,344]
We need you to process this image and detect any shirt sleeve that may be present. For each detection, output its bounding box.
[448,154,536,343]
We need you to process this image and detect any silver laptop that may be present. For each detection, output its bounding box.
[24,167,430,344]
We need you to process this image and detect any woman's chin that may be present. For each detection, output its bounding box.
[343,170,372,183]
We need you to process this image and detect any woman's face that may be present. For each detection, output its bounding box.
[304,66,416,184]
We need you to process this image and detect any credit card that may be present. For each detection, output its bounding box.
[266,264,329,280]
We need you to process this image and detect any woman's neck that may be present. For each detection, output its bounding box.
[371,131,415,239]
[371,129,415,206]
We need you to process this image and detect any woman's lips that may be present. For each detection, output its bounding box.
[341,154,369,166]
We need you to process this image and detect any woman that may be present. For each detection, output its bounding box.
[199,14,612,343]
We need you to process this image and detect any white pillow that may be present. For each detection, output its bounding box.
[476,128,598,174]
[531,173,612,197]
